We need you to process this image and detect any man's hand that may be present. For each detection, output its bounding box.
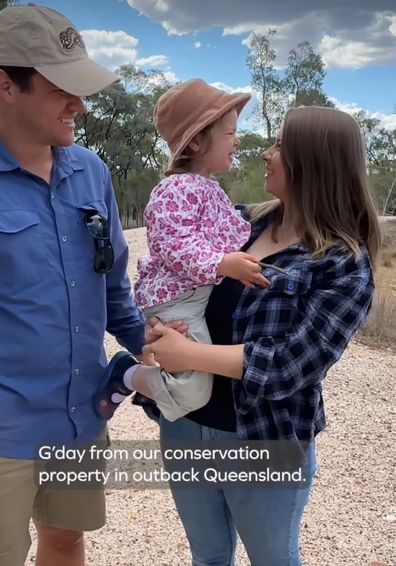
[144,316,188,345]
[218,252,270,288]
[143,322,193,373]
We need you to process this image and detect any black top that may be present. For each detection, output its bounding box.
[186,276,244,431]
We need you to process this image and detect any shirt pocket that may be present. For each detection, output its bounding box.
[258,267,313,338]
[266,267,313,296]
[78,199,109,220]
[76,199,109,243]
[72,200,110,274]
[0,210,45,289]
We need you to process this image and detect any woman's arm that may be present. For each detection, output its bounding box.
[143,326,244,378]
[145,250,374,406]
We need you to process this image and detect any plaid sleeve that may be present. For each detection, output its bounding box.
[237,252,374,413]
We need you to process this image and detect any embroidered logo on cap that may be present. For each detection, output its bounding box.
[59,27,85,52]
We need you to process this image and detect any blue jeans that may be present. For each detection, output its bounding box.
[160,416,317,566]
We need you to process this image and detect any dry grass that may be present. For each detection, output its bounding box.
[359,286,396,348]
[381,243,396,268]
[358,220,396,350]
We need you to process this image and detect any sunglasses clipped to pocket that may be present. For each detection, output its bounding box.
[83,209,114,274]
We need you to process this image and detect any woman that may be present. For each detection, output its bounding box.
[142,106,381,565]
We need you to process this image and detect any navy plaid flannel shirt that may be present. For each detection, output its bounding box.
[232,211,374,441]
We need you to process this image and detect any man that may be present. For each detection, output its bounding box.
[0,5,146,566]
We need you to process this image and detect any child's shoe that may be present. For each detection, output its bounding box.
[96,351,139,419]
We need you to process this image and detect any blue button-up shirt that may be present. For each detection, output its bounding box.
[0,142,145,458]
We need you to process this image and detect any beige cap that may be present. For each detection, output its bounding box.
[0,4,119,96]
[154,79,251,169]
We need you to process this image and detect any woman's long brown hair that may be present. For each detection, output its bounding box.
[249,106,381,268]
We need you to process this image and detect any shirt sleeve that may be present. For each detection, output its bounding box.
[102,165,146,354]
[144,177,225,286]
[236,252,374,413]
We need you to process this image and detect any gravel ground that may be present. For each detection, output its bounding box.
[27,228,395,566]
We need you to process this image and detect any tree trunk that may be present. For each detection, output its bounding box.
[382,175,396,215]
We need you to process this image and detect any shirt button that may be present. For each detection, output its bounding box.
[74,326,79,333]
[287,282,295,291]
[51,193,55,199]
[70,280,76,287]
[62,235,68,242]
[74,368,80,375]
[70,406,76,413]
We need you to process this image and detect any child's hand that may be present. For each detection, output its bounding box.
[218,252,270,288]
[135,351,159,366]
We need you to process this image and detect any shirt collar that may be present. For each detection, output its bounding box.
[0,142,85,175]
[54,146,85,174]
[0,141,19,172]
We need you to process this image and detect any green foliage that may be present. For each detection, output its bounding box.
[66,39,395,223]
[354,110,396,214]
[245,33,395,214]
[0,0,20,9]
[114,168,161,228]
[247,34,333,143]
[236,131,270,162]
[215,133,274,204]
[285,41,331,107]
[246,30,287,142]
[229,160,274,204]
[74,65,170,226]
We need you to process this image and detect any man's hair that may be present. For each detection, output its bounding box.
[0,66,37,92]
[249,106,382,268]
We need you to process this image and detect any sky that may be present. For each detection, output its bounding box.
[32,0,396,130]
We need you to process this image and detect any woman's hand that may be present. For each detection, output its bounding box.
[143,322,244,379]
[143,322,194,373]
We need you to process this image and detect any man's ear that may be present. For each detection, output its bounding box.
[0,70,18,103]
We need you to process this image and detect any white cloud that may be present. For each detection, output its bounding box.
[81,29,139,69]
[371,112,396,130]
[330,97,396,130]
[136,54,169,67]
[319,35,388,68]
[162,71,179,84]
[205,84,396,132]
[389,15,396,36]
[81,28,179,86]
[210,81,253,95]
[194,41,202,48]
[125,1,396,68]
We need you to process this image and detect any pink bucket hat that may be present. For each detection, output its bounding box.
[154,79,251,168]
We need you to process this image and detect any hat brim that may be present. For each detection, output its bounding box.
[168,92,251,169]
[35,58,119,96]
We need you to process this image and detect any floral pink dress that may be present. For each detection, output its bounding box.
[135,173,251,308]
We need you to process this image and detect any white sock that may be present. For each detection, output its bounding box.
[123,364,141,390]
[111,392,128,404]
